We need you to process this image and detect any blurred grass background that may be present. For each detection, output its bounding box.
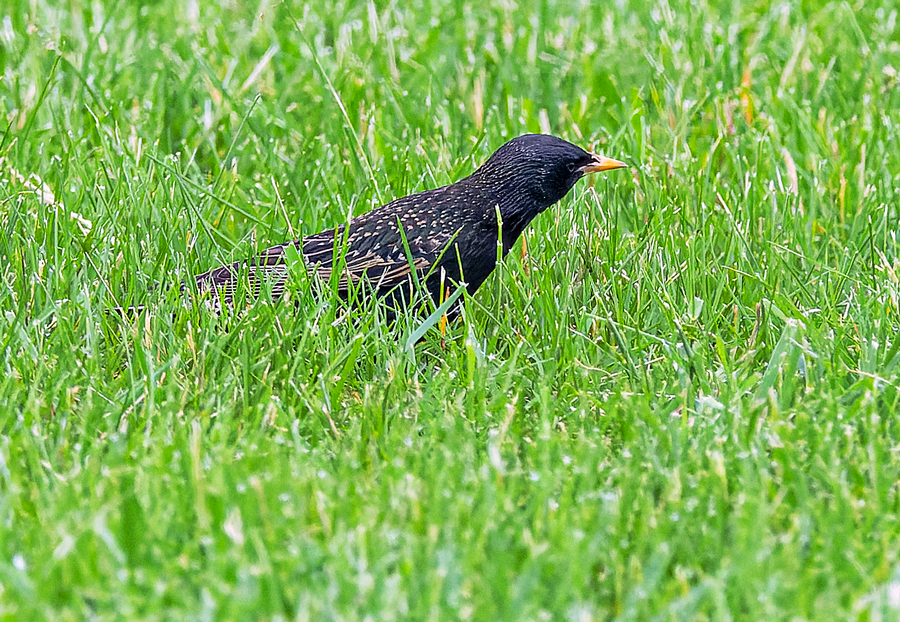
[1,0,899,619]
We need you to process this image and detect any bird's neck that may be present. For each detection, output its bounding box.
[456,173,547,254]
[498,205,539,254]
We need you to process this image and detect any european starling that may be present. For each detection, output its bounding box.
[189,134,626,314]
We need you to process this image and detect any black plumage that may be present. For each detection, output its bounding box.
[190,134,626,314]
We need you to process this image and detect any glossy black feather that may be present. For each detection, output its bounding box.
[191,134,622,313]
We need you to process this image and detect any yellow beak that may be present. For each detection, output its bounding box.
[580,153,628,174]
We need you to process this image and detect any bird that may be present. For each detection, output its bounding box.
[166,134,627,316]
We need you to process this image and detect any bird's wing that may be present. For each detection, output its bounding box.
[301,225,439,292]
[192,245,292,310]
[192,224,449,308]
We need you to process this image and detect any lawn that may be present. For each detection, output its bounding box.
[1,0,899,619]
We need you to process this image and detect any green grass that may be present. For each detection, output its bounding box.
[1,0,899,619]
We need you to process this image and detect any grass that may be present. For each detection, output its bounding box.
[1,0,899,619]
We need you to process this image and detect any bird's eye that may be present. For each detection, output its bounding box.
[567,162,576,172]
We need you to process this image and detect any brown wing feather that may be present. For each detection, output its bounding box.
[192,232,436,309]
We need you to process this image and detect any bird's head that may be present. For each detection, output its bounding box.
[474,134,627,219]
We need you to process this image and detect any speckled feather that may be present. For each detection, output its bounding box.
[191,134,624,313]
